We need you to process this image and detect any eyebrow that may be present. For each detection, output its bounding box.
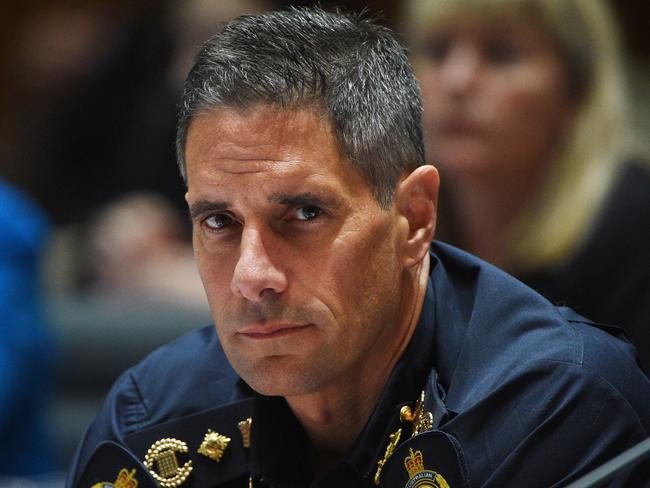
[188,200,229,220]
[268,192,339,210]
[188,192,339,220]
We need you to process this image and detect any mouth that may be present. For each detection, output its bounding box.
[237,322,313,339]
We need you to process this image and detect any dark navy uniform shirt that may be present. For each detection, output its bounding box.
[67,242,650,487]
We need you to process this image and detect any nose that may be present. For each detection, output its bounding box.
[231,225,288,302]
[439,45,480,96]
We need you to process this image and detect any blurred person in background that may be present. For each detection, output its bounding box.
[86,192,207,308]
[0,176,56,476]
[0,2,88,477]
[405,0,650,369]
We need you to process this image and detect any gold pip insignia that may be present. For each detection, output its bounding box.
[143,438,193,488]
[374,427,402,485]
[400,391,434,437]
[403,447,450,488]
[197,430,231,462]
[91,468,138,488]
[238,417,252,448]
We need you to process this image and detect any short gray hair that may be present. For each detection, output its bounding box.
[176,7,424,208]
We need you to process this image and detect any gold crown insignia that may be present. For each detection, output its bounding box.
[404,447,425,478]
[115,468,138,488]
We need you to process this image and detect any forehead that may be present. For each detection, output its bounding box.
[187,106,331,167]
[188,105,325,153]
[184,105,367,197]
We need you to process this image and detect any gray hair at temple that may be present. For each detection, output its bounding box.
[176,7,424,208]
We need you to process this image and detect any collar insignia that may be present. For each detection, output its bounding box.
[143,438,193,487]
[400,391,434,437]
[197,430,231,462]
[238,417,252,448]
[374,427,402,485]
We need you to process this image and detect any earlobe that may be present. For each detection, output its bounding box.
[395,165,440,268]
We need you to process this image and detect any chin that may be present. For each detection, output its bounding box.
[236,357,325,397]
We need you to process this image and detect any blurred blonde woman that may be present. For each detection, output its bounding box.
[405,0,650,368]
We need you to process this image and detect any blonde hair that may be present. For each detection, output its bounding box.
[404,0,632,269]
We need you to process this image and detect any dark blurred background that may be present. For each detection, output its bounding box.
[0,0,648,484]
[2,0,648,228]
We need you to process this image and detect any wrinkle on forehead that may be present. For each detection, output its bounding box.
[185,105,338,180]
[192,157,314,185]
[201,158,296,175]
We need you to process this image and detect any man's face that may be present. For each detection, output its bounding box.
[185,105,407,397]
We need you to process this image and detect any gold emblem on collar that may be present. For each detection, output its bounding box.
[400,391,434,437]
[91,468,138,488]
[374,427,402,485]
[404,447,449,488]
[238,417,252,448]
[197,430,231,462]
[144,438,193,487]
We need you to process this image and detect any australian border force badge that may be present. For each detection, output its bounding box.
[379,430,468,487]
[403,447,449,488]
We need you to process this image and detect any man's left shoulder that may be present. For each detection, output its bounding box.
[431,241,650,413]
[555,306,650,413]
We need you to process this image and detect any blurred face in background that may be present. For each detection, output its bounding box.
[414,11,575,186]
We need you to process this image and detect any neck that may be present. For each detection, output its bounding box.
[285,254,430,476]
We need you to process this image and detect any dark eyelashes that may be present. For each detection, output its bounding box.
[199,206,325,233]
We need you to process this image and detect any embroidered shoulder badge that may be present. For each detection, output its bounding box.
[404,447,450,488]
[91,468,139,488]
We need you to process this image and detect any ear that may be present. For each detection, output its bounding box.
[394,165,439,268]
